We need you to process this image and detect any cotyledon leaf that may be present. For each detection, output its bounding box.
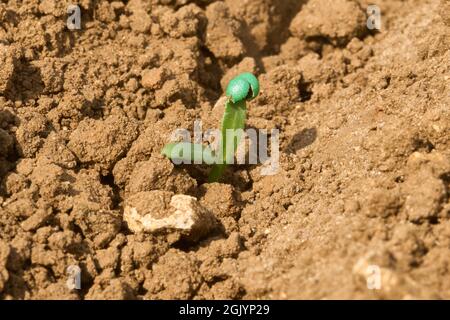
[161,142,217,165]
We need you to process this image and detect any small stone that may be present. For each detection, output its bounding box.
[124,191,216,242]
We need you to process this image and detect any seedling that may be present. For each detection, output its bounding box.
[161,72,260,182]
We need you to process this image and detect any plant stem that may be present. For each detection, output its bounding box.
[208,99,247,182]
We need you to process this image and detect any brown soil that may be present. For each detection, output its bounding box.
[0,0,449,300]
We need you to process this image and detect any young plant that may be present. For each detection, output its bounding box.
[161,72,260,182]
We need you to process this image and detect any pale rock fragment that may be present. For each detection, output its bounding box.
[124,191,216,242]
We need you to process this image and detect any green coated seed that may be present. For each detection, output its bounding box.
[226,78,250,104]
[235,72,260,100]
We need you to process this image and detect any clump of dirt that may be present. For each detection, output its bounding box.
[0,0,449,300]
